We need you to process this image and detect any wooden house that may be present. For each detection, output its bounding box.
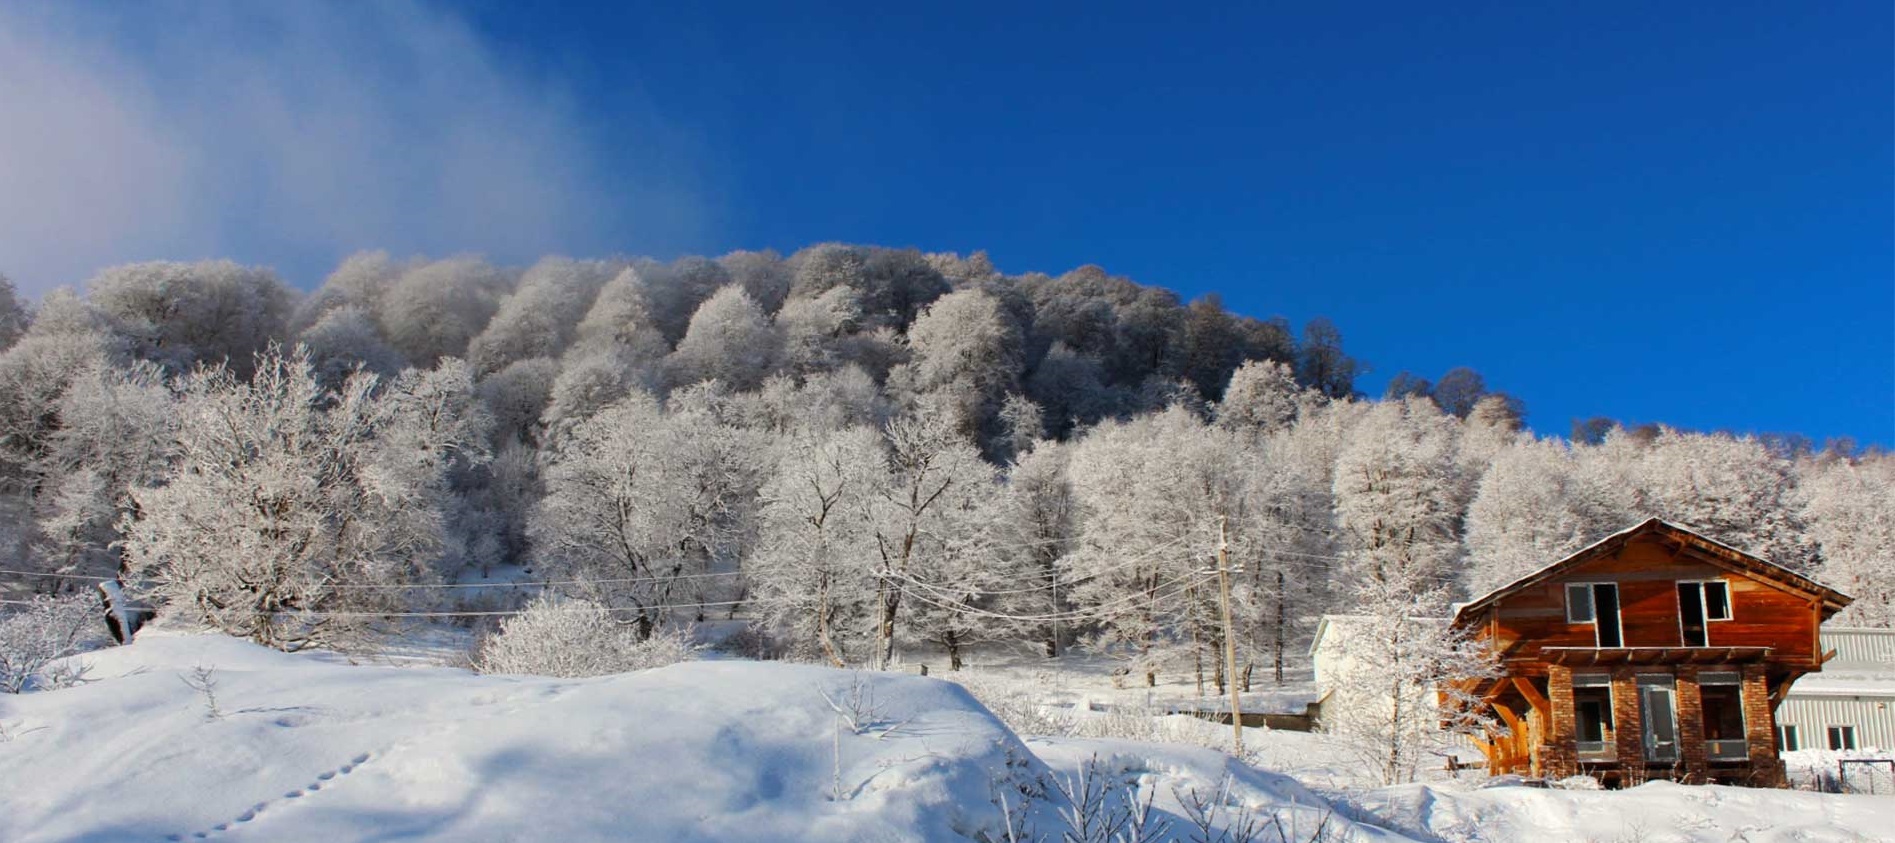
[1450,518,1852,787]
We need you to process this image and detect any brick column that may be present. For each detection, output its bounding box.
[1612,668,1642,773]
[1741,664,1786,788]
[1544,666,1577,779]
[1675,666,1706,782]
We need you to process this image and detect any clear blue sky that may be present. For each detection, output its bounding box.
[2,2,1889,445]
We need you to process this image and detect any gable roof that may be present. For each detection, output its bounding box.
[1452,517,1852,626]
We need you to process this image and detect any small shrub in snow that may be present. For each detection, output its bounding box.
[474,595,697,678]
[0,593,101,693]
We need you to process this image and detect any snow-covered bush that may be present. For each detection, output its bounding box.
[474,595,697,678]
[0,594,103,693]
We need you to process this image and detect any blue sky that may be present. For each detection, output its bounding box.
[1,2,1889,445]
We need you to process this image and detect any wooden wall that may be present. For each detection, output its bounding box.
[1485,533,1821,667]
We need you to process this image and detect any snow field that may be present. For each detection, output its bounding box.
[6,631,1895,842]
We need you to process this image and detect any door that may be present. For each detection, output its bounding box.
[1640,683,1680,763]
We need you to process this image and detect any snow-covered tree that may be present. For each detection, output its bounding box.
[666,286,781,391]
[478,357,560,447]
[1215,359,1301,437]
[289,250,407,336]
[1000,441,1079,656]
[0,273,31,353]
[1463,438,1597,596]
[1331,397,1467,611]
[378,257,512,366]
[1799,455,1895,626]
[718,249,793,315]
[121,349,488,650]
[467,257,617,374]
[901,288,1024,440]
[749,425,886,666]
[34,361,177,579]
[86,260,294,377]
[1323,614,1498,785]
[866,405,998,669]
[1632,428,1813,570]
[297,305,407,386]
[475,594,696,678]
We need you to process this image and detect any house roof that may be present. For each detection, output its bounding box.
[1307,613,1448,658]
[1452,517,1853,626]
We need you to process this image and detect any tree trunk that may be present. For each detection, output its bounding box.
[1273,570,1287,684]
[945,629,962,671]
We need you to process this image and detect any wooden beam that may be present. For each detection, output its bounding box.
[1512,676,1551,719]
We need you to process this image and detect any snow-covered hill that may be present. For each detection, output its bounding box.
[4,632,1894,842]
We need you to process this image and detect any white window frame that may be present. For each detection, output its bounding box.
[1677,580,1733,647]
[1565,583,1595,624]
[1828,725,1859,751]
[1566,582,1624,648]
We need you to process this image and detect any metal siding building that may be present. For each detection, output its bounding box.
[1777,628,1895,752]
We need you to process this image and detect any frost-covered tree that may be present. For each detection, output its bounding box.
[901,288,1024,440]
[1463,438,1597,595]
[1799,455,1895,626]
[477,357,560,447]
[749,425,886,666]
[643,257,731,346]
[467,257,617,374]
[1001,441,1079,656]
[1215,360,1301,437]
[866,405,997,669]
[121,349,488,650]
[34,361,176,580]
[718,250,793,315]
[1632,428,1813,570]
[776,286,862,376]
[289,251,408,336]
[666,286,781,391]
[0,291,122,491]
[87,260,294,377]
[1065,406,1251,687]
[531,388,766,635]
[0,273,31,353]
[378,257,512,366]
[1331,397,1466,611]
[297,305,407,386]
[1323,614,1498,785]
[475,594,696,678]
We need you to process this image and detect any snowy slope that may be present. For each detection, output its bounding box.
[0,631,1040,843]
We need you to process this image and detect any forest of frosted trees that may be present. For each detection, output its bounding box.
[0,245,1889,685]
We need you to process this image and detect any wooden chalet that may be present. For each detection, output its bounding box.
[1450,518,1851,787]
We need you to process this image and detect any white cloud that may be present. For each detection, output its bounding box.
[0,2,705,293]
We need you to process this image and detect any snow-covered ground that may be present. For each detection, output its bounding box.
[4,631,1895,842]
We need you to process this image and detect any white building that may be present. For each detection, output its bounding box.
[1775,627,1895,753]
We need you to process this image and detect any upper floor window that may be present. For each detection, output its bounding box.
[1566,582,1623,647]
[1678,580,1733,646]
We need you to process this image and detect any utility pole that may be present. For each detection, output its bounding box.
[1215,515,1245,757]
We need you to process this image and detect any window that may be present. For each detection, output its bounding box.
[1778,724,1801,752]
[1575,686,1615,756]
[1701,684,1747,760]
[1566,583,1595,623]
[1678,581,1732,647]
[1704,581,1731,620]
[1828,726,1858,751]
[1566,583,1622,648]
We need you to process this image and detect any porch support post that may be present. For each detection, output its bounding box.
[1741,663,1786,788]
[1544,666,1576,779]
